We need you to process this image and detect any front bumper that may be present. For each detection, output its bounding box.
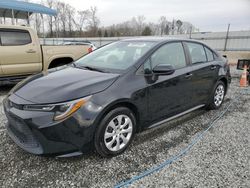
[3,94,102,156]
[5,112,43,154]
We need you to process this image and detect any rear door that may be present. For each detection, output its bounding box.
[184,42,219,105]
[146,42,194,123]
[0,29,42,76]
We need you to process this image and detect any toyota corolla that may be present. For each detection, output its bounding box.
[3,38,231,157]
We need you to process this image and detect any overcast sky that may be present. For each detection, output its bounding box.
[51,0,250,31]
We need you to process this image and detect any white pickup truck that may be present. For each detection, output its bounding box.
[0,25,90,82]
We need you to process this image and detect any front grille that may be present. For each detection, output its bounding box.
[6,113,43,154]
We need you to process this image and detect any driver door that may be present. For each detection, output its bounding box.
[146,42,194,123]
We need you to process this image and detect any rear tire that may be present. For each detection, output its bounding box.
[206,81,226,110]
[94,107,136,157]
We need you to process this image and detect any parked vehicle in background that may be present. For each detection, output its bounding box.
[0,25,90,82]
[3,38,231,157]
[62,41,97,52]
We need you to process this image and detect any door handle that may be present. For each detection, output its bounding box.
[185,73,193,79]
[210,65,217,70]
[26,49,36,53]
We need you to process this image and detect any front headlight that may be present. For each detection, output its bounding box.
[23,96,92,121]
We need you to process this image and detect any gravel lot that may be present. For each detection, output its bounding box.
[0,66,249,188]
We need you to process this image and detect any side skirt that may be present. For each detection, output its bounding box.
[148,104,205,129]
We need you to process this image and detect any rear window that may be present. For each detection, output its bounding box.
[0,30,31,46]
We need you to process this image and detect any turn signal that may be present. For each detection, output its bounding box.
[54,97,91,121]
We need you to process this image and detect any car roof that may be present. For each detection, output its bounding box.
[121,37,202,44]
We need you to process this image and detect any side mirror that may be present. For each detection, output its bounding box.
[152,64,175,75]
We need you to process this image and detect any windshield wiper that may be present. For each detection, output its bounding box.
[81,66,105,73]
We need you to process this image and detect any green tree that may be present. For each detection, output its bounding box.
[104,30,108,37]
[116,31,121,37]
[97,29,102,37]
[142,26,152,36]
[110,31,115,37]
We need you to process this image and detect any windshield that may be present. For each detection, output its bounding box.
[75,41,156,73]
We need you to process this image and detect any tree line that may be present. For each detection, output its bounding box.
[0,0,199,38]
[103,16,198,37]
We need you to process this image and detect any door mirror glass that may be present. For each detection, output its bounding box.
[152,64,175,75]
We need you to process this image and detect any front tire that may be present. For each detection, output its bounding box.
[94,107,136,157]
[207,81,226,110]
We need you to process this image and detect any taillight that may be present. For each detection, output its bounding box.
[88,47,93,53]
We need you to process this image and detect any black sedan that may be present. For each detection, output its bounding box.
[3,38,231,157]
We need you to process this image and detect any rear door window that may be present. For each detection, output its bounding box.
[0,30,31,46]
[186,42,207,64]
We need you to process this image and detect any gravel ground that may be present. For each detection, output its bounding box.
[0,66,249,188]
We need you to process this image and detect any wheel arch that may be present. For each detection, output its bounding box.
[48,57,74,69]
[94,99,141,133]
[218,76,228,94]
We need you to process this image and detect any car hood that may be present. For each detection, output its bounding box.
[13,66,120,104]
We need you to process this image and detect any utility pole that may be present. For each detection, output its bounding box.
[224,23,230,51]
[171,19,175,35]
[189,26,192,39]
[11,9,15,25]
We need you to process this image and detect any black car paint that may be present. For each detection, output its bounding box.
[3,38,231,156]
[13,66,120,104]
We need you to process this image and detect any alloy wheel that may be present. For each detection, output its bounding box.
[104,115,133,152]
[214,84,225,107]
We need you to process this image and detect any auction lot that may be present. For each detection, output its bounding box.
[0,67,249,188]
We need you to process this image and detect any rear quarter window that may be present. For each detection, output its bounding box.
[0,30,31,46]
[205,47,214,62]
